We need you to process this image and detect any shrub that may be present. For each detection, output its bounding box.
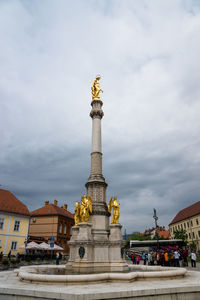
[2,259,9,266]
[25,256,31,262]
[10,259,17,264]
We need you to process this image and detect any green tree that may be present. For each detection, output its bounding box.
[130,231,150,241]
[173,229,188,243]
[124,231,150,248]
[152,234,168,240]
[190,241,197,251]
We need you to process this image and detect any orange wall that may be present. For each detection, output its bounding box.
[29,216,58,237]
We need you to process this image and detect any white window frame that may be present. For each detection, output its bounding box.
[13,220,20,232]
[0,217,4,230]
[11,241,18,251]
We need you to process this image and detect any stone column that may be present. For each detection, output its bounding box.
[85,99,110,241]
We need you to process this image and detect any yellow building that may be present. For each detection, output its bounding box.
[0,189,30,255]
[169,201,200,251]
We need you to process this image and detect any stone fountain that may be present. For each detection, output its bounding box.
[4,76,195,300]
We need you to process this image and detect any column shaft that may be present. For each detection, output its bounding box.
[92,118,102,153]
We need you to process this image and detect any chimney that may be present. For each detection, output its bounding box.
[54,199,58,206]
[45,200,49,206]
[64,204,68,210]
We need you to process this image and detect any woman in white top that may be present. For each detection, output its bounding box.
[190,251,196,268]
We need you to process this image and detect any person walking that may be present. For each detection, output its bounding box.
[56,252,60,265]
[190,251,196,268]
[182,249,188,267]
[7,250,11,261]
[174,250,180,267]
[131,253,136,264]
[164,251,169,266]
[142,252,147,265]
[148,252,152,265]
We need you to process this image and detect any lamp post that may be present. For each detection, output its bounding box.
[153,208,159,250]
[124,228,127,241]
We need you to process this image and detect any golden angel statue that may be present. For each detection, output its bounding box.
[108,196,120,224]
[80,194,92,223]
[91,75,103,100]
[74,201,80,226]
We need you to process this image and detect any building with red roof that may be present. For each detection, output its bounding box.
[158,230,170,239]
[169,201,200,251]
[29,200,74,254]
[143,226,169,239]
[0,189,30,255]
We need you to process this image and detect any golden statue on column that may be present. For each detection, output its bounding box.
[74,195,92,225]
[91,75,103,100]
[108,196,120,224]
[74,202,80,226]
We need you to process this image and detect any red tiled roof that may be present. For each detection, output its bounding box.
[158,230,170,239]
[0,189,30,216]
[169,201,200,225]
[31,203,74,219]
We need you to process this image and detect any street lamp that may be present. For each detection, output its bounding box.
[153,208,159,250]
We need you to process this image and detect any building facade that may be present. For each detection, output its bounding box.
[29,200,74,254]
[143,226,170,239]
[169,201,200,251]
[0,189,30,255]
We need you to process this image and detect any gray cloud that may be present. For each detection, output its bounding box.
[0,0,200,233]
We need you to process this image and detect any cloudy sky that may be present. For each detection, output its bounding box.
[0,0,200,233]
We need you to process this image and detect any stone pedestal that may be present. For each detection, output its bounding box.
[67,226,79,266]
[67,222,128,273]
[109,223,123,241]
[108,224,128,271]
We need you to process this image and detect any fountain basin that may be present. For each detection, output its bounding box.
[16,264,187,284]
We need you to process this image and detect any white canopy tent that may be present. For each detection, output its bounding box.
[39,242,50,250]
[20,241,42,250]
[51,244,64,251]
[20,241,64,251]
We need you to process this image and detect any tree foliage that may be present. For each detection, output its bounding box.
[130,231,150,241]
[124,231,150,248]
[173,229,188,242]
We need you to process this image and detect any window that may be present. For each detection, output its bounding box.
[189,233,191,239]
[178,225,180,230]
[181,224,183,229]
[184,223,186,229]
[11,241,17,250]
[191,220,193,227]
[59,223,62,234]
[187,222,189,228]
[64,224,67,235]
[192,232,195,238]
[0,217,4,230]
[196,219,199,225]
[198,231,200,238]
[13,220,20,232]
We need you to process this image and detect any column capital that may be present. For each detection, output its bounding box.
[90,99,104,119]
